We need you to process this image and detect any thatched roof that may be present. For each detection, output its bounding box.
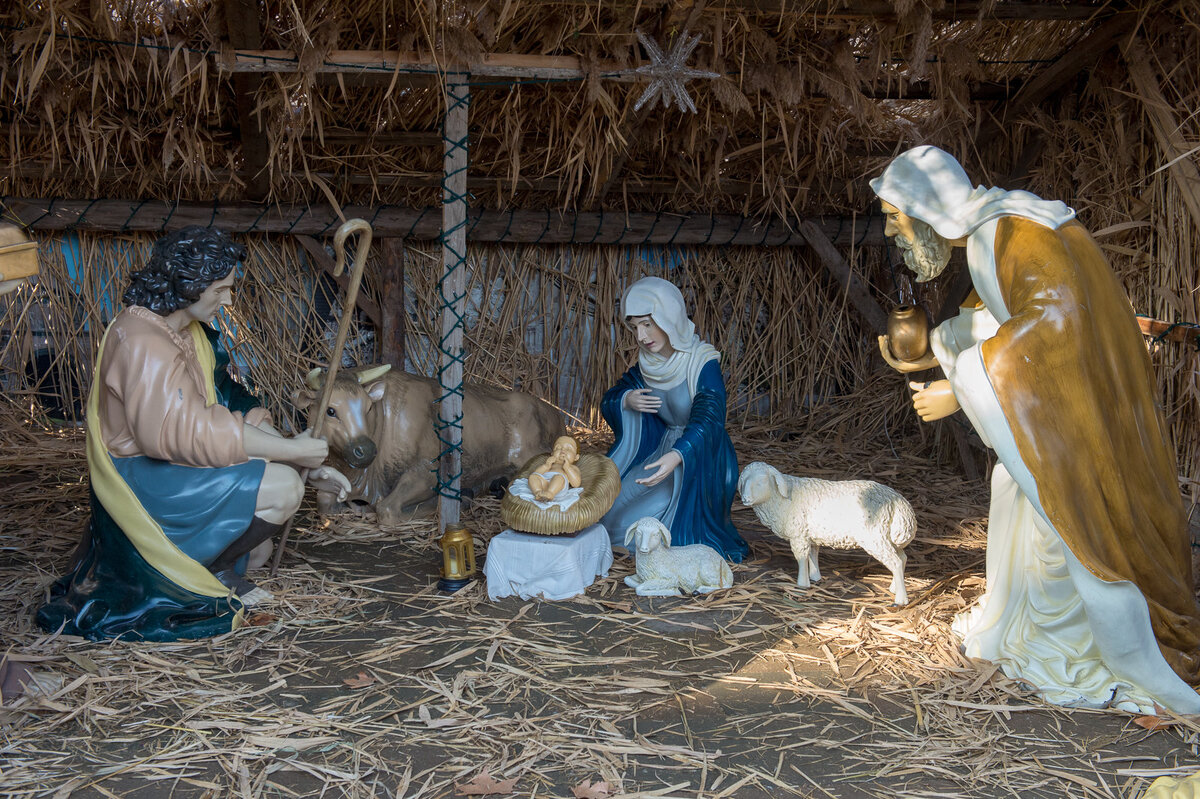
[0,1,1172,221]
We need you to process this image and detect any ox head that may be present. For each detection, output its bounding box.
[737,461,791,506]
[293,364,392,469]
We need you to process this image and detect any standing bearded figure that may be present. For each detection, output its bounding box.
[874,145,1200,714]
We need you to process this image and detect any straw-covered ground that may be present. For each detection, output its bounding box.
[2,414,1198,799]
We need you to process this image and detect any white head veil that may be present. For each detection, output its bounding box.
[621,277,719,394]
[870,145,1075,240]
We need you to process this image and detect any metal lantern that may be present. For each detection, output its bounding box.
[437,524,477,592]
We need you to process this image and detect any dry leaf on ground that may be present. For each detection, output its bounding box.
[572,779,613,798]
[342,671,375,689]
[457,768,518,796]
[1133,714,1174,731]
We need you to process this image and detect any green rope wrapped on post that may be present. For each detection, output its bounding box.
[436,74,470,529]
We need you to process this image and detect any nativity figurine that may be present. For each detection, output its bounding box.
[737,461,916,606]
[623,517,734,596]
[37,226,349,641]
[527,436,583,502]
[296,363,563,525]
[599,276,748,561]
[873,145,1200,714]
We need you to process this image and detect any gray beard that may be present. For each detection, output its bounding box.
[896,222,952,282]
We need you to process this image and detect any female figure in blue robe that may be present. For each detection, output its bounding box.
[600,277,748,561]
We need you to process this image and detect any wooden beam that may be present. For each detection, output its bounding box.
[5,163,842,199]
[797,220,889,334]
[303,72,1022,101]
[217,49,640,82]
[1138,316,1200,346]
[217,48,1025,102]
[1123,36,1200,234]
[3,198,888,246]
[300,128,910,158]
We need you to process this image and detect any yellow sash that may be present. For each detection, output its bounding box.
[86,320,244,626]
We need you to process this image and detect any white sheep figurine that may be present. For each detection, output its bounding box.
[737,461,917,606]
[623,517,734,597]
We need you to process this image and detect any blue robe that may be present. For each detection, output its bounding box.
[601,360,748,561]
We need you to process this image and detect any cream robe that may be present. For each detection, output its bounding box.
[934,217,1200,714]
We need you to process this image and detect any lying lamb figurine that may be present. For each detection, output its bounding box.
[737,461,917,605]
[623,517,734,597]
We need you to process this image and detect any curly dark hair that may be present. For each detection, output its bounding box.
[123,226,247,315]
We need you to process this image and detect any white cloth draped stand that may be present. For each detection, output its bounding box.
[484,524,613,601]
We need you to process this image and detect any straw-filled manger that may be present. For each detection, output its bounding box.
[2,413,1198,799]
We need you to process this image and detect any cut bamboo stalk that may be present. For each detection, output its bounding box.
[1123,37,1200,235]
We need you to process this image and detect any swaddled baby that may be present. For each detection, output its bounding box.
[527,436,582,501]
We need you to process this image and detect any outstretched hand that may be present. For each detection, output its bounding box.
[908,380,961,421]
[636,450,682,487]
[878,335,940,373]
[308,465,351,501]
[625,388,662,414]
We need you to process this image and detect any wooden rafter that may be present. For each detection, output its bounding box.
[275,70,1032,101]
[296,234,382,327]
[218,48,1029,102]
[217,49,634,81]
[4,164,848,198]
[1,197,887,246]
[798,220,889,334]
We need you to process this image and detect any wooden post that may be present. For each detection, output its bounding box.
[221,0,270,199]
[438,75,469,533]
[380,238,406,369]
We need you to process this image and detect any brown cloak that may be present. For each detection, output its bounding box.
[984,216,1200,684]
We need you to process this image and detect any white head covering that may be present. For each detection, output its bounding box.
[621,277,719,394]
[870,145,1075,239]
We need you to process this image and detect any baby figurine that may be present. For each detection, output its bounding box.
[527,436,583,501]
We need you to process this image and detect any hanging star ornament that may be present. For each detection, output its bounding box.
[631,29,720,114]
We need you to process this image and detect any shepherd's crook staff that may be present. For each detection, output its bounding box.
[269,218,373,577]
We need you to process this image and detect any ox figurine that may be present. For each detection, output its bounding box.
[295,364,564,525]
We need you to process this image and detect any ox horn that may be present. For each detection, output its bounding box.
[356,364,392,384]
[305,367,325,390]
